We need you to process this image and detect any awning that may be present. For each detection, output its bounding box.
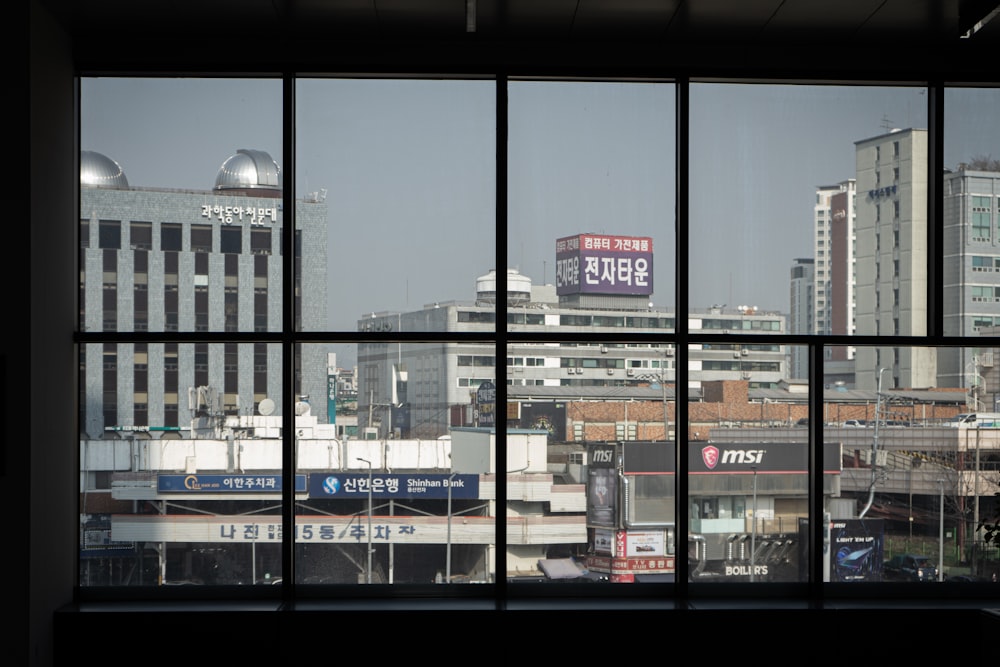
[538,558,588,579]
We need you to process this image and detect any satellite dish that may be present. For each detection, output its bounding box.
[258,397,275,416]
[295,401,311,416]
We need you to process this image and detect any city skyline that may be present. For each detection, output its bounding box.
[82,78,999,330]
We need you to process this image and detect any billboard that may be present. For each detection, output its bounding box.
[830,518,884,582]
[518,401,566,441]
[476,381,496,427]
[555,233,653,296]
[587,443,619,527]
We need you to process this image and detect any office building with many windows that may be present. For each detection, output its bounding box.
[79,149,331,437]
[358,267,787,439]
[940,165,1000,393]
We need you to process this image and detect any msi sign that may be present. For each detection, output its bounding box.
[701,445,765,469]
[591,448,615,464]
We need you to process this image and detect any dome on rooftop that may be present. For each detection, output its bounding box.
[81,150,129,188]
[214,149,281,192]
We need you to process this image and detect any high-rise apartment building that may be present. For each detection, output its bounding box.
[793,181,857,384]
[853,128,935,390]
[788,257,814,380]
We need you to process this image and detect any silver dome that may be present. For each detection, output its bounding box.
[214,149,281,191]
[80,150,129,188]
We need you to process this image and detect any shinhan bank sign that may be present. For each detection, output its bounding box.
[309,473,479,500]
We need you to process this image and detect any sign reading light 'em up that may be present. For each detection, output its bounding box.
[555,233,653,296]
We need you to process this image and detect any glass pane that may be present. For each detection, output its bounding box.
[689,84,927,348]
[688,345,810,584]
[295,78,497,335]
[826,346,1000,585]
[79,343,283,586]
[506,342,676,585]
[295,342,496,585]
[80,78,283,333]
[507,80,675,332]
[943,86,1000,339]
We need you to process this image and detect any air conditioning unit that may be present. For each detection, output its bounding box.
[665,348,674,356]
[607,368,615,375]
[742,349,749,356]
[733,352,741,358]
[576,368,584,374]
[627,368,635,376]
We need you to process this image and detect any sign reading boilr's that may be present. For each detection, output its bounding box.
[555,233,653,296]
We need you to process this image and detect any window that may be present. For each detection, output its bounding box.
[98,220,121,249]
[221,226,242,254]
[972,195,992,240]
[190,225,212,253]
[72,72,1000,604]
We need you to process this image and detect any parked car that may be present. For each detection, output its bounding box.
[842,419,867,427]
[883,554,938,582]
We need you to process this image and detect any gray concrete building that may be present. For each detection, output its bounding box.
[939,165,1000,395]
[79,149,330,438]
[358,265,787,440]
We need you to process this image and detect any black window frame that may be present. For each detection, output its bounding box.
[70,71,1000,609]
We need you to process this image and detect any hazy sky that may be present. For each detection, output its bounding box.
[82,78,998,328]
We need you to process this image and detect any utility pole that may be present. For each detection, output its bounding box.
[446,471,457,581]
[357,457,373,583]
[859,368,888,518]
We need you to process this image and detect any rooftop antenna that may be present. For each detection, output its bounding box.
[880,114,893,132]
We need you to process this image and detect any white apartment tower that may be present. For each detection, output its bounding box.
[853,128,935,390]
[813,184,838,336]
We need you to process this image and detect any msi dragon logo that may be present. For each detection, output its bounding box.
[702,445,719,470]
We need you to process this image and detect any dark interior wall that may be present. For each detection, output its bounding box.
[53,606,998,664]
[29,3,78,667]
[27,2,1000,665]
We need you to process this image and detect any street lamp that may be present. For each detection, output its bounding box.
[357,457,373,584]
[446,471,457,581]
[750,465,758,582]
[938,478,945,582]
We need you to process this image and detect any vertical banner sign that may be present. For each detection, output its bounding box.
[476,381,496,428]
[327,373,337,425]
[519,402,567,441]
[587,443,619,528]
